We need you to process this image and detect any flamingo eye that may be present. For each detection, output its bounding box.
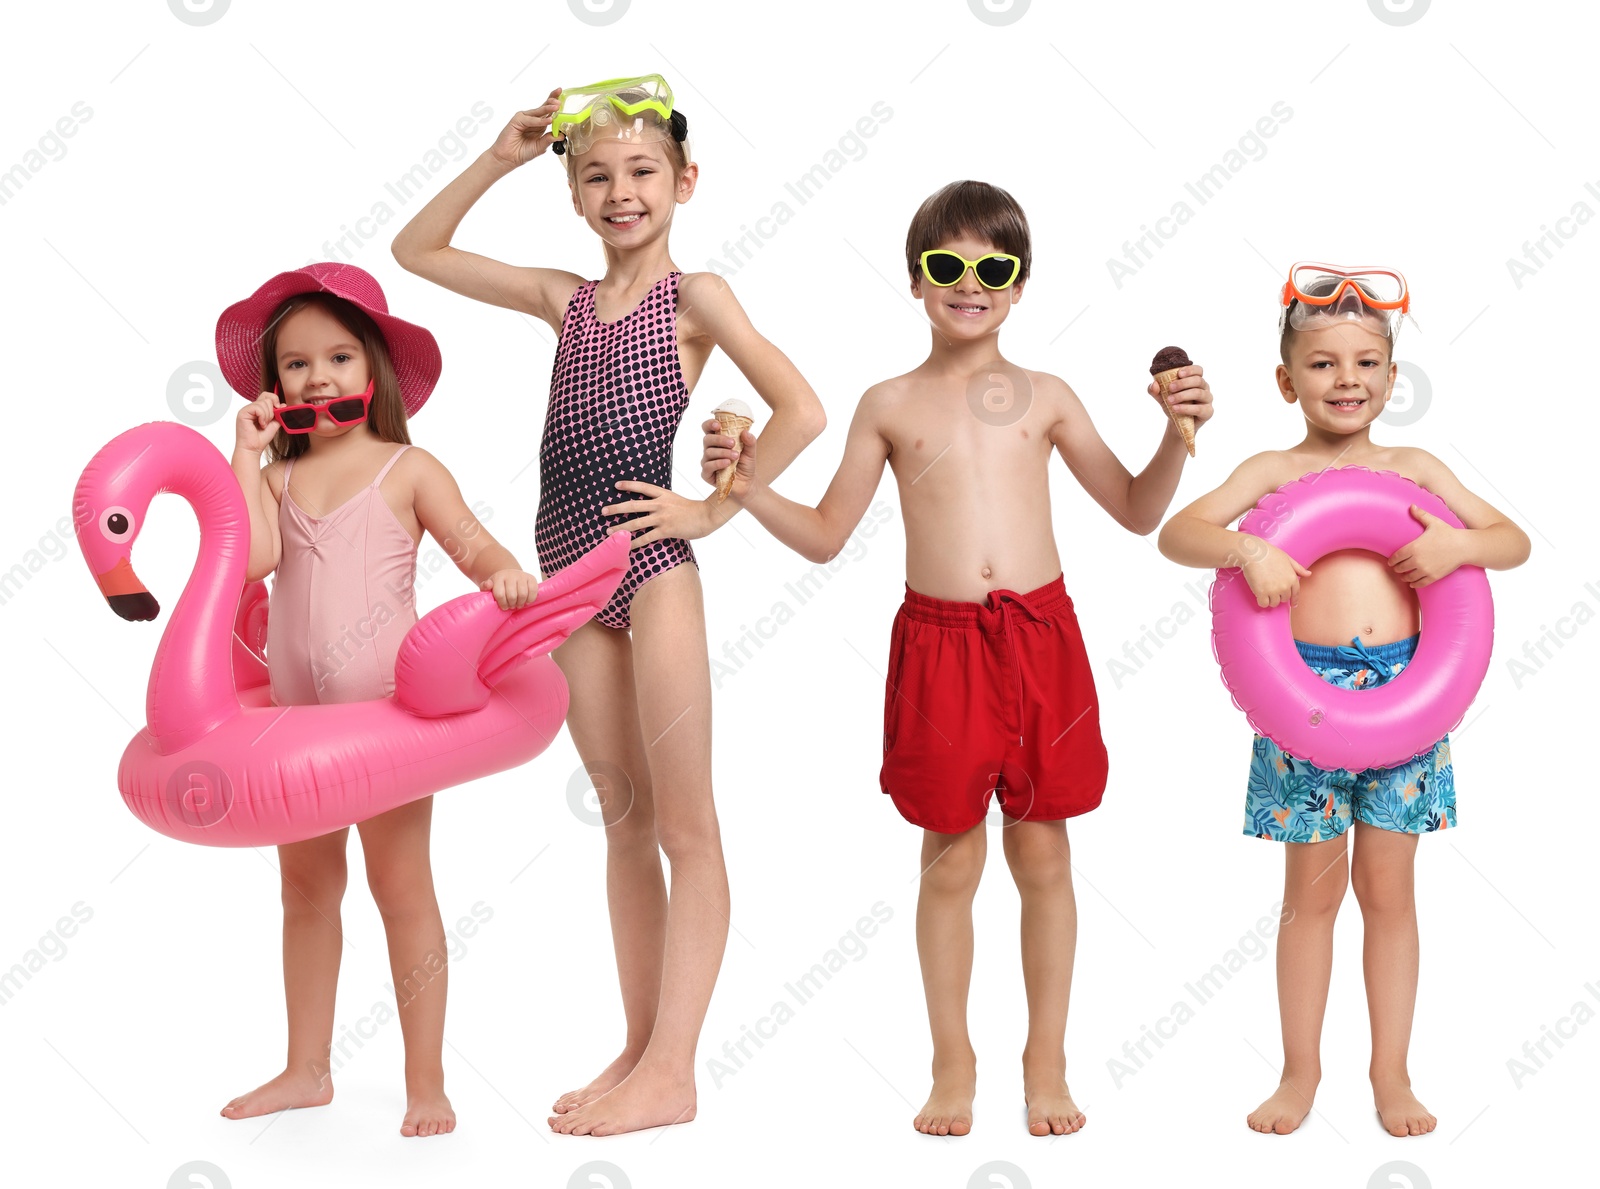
[102,506,134,543]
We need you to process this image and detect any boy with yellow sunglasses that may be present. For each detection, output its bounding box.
[682,179,1212,1136]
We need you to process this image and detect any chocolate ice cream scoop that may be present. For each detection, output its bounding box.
[1150,345,1191,376]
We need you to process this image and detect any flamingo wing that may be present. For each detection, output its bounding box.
[393,531,631,718]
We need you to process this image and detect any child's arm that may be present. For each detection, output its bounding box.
[1157,452,1312,609]
[231,392,283,583]
[1385,448,1533,586]
[391,91,585,329]
[595,275,828,547]
[408,450,538,609]
[1047,366,1213,534]
[680,272,826,508]
[676,387,890,564]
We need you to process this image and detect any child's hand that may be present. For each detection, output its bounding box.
[235,392,279,455]
[699,416,737,486]
[488,88,561,170]
[1387,506,1465,588]
[603,483,721,546]
[482,568,540,610]
[1238,537,1312,608]
[697,417,756,495]
[1146,364,1214,435]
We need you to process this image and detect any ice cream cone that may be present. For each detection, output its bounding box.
[713,411,753,502]
[1152,367,1196,457]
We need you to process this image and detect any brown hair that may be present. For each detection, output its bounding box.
[905,180,1032,285]
[1279,276,1394,364]
[257,293,411,462]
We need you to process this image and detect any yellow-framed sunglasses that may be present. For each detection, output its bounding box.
[918,249,1022,290]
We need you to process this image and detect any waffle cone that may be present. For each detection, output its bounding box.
[1152,367,1197,457]
[713,412,753,502]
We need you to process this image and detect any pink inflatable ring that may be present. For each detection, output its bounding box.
[73,421,629,847]
[1209,467,1493,771]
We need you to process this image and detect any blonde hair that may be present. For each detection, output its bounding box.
[558,86,690,183]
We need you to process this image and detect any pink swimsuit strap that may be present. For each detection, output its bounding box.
[282,442,412,513]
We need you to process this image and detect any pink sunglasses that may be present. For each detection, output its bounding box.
[271,378,375,433]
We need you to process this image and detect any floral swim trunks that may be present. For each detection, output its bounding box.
[1244,634,1457,843]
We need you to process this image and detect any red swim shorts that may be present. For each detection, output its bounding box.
[878,573,1109,833]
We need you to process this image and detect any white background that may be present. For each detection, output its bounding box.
[2,1,1593,1187]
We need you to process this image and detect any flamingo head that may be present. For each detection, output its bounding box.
[73,422,198,623]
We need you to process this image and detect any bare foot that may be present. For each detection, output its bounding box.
[1247,1077,1318,1134]
[220,1068,333,1120]
[401,1082,456,1138]
[1373,1075,1436,1136]
[914,1062,975,1136]
[550,1049,642,1115]
[1024,1080,1085,1136]
[547,1064,696,1136]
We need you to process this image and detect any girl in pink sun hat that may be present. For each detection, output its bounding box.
[215,262,540,1137]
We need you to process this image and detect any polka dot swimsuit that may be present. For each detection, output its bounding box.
[536,270,697,630]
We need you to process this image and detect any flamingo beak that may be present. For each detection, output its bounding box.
[94,556,160,622]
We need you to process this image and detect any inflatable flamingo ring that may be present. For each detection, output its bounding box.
[74,421,630,847]
[1210,466,1494,772]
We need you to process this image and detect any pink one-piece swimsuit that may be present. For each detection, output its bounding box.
[267,444,418,706]
[535,270,698,631]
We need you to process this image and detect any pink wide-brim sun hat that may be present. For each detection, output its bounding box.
[215,262,442,417]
